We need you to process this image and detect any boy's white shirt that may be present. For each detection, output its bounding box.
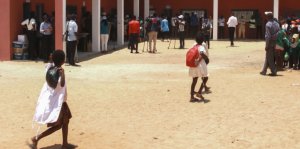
[33,63,67,125]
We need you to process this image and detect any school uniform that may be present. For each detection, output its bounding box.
[66,20,78,65]
[21,18,38,59]
[33,64,71,127]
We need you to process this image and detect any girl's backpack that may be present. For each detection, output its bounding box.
[186,45,202,67]
[46,66,60,89]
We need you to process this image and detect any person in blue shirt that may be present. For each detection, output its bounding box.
[160,16,169,42]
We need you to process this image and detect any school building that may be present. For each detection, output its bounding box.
[0,0,298,60]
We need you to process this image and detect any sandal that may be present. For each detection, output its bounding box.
[195,93,204,100]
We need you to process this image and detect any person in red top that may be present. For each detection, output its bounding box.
[128,16,140,53]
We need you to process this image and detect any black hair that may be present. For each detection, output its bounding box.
[195,32,205,44]
[52,50,65,67]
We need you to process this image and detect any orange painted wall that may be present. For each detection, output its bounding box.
[150,0,213,16]
[0,0,11,60]
[280,0,300,17]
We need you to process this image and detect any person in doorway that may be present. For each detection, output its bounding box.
[218,16,225,39]
[128,16,140,53]
[66,14,78,66]
[100,16,109,53]
[202,18,212,49]
[227,13,238,46]
[260,12,280,76]
[178,15,186,49]
[30,50,72,149]
[40,14,53,62]
[21,11,38,60]
[238,16,246,39]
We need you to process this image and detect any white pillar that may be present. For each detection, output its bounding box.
[213,0,218,40]
[62,0,66,53]
[134,0,139,18]
[117,0,124,45]
[273,0,279,19]
[144,0,149,19]
[92,0,101,52]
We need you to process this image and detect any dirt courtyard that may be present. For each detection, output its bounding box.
[1,40,300,149]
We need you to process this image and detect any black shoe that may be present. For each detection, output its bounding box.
[260,72,266,76]
[268,73,277,76]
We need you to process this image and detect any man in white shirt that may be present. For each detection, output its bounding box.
[21,12,37,60]
[66,14,78,66]
[227,13,238,46]
[178,15,186,49]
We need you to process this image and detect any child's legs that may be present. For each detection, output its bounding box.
[62,115,70,146]
[100,35,105,51]
[198,77,208,94]
[153,32,158,50]
[191,77,198,97]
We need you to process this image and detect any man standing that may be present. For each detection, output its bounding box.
[21,12,37,60]
[202,18,212,49]
[66,14,78,66]
[227,13,238,46]
[128,16,140,53]
[238,16,246,39]
[40,14,53,62]
[218,16,225,39]
[178,15,186,49]
[147,14,160,53]
[260,12,280,76]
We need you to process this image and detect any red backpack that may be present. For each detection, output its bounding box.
[186,45,202,67]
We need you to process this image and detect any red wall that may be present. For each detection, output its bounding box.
[150,0,213,16]
[0,0,11,60]
[280,0,300,17]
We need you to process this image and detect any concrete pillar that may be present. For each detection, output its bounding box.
[117,0,124,45]
[134,0,139,18]
[144,0,149,19]
[92,0,101,52]
[55,0,66,52]
[213,0,218,40]
[0,0,11,60]
[273,0,279,19]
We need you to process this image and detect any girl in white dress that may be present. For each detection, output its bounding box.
[189,32,210,102]
[30,50,72,149]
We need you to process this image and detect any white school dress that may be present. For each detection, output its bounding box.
[189,43,209,78]
[33,63,67,125]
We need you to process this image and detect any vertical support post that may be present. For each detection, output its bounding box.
[134,0,139,18]
[144,0,149,19]
[117,0,124,45]
[213,0,218,40]
[92,0,101,52]
[55,0,66,51]
[273,0,279,19]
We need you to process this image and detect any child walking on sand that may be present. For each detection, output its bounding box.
[188,32,210,102]
[30,50,72,149]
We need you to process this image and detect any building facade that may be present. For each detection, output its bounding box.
[0,0,297,60]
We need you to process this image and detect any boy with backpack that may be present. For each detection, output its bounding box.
[187,32,210,102]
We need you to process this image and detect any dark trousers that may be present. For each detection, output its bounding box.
[129,33,139,52]
[228,27,235,46]
[204,34,210,49]
[218,26,224,39]
[26,30,38,59]
[161,31,169,41]
[67,41,77,65]
[261,41,277,74]
[178,31,185,48]
[41,34,53,61]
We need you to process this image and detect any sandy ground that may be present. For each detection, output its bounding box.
[1,40,300,149]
